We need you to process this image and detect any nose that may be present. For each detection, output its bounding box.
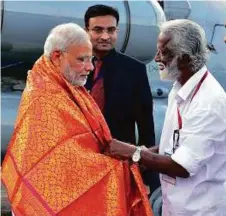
[85,61,94,71]
[154,50,161,63]
[100,31,110,40]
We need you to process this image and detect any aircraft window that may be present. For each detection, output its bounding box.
[156,88,163,96]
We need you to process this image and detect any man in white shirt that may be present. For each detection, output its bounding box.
[108,19,226,216]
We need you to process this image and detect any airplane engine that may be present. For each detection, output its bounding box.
[1,0,165,65]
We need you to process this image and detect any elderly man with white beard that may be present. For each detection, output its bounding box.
[109,19,226,216]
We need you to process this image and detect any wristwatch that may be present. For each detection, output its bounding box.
[132,146,142,162]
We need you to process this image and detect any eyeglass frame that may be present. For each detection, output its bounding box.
[87,26,119,35]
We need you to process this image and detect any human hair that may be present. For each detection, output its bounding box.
[44,23,90,57]
[160,19,209,73]
[84,4,119,28]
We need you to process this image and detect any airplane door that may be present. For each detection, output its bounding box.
[1,1,165,63]
[1,1,127,62]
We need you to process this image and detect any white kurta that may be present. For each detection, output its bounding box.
[159,66,226,216]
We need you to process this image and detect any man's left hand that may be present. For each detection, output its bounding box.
[109,139,136,158]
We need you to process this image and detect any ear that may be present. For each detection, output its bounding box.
[50,50,62,66]
[178,54,191,69]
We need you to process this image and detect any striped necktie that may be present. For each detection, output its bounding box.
[90,60,105,113]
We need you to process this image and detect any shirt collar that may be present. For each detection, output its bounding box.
[176,65,208,103]
[93,48,116,62]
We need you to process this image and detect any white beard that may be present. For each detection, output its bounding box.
[158,58,180,81]
[159,68,175,81]
[64,63,87,86]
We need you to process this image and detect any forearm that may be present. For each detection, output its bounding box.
[109,139,189,178]
[140,149,189,178]
[147,145,159,153]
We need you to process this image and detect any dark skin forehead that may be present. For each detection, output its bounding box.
[157,32,172,51]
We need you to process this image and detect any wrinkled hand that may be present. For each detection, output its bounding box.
[109,139,136,159]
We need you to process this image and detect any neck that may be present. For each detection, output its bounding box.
[177,68,194,86]
[93,49,111,59]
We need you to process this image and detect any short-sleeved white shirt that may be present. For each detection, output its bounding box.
[159,66,226,216]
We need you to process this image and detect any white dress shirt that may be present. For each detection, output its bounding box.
[159,66,226,216]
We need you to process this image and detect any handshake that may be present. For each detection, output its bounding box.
[107,139,158,161]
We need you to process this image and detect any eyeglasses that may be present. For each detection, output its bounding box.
[88,27,118,35]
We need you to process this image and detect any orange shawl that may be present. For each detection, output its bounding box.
[2,56,153,216]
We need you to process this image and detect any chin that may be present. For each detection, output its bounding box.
[75,80,87,87]
[69,78,87,87]
[159,69,180,81]
[96,46,113,51]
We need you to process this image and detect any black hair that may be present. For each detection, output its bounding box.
[84,4,119,28]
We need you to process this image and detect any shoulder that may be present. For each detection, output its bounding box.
[194,72,226,110]
[23,71,68,111]
[27,70,63,95]
[187,97,226,131]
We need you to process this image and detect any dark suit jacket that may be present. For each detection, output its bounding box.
[86,49,155,147]
[86,49,159,191]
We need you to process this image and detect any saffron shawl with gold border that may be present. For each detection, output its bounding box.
[2,56,153,216]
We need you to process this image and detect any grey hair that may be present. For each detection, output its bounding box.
[44,23,90,57]
[160,19,209,73]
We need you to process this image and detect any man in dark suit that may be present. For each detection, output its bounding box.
[84,4,159,193]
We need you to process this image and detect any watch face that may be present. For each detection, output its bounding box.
[132,153,140,162]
